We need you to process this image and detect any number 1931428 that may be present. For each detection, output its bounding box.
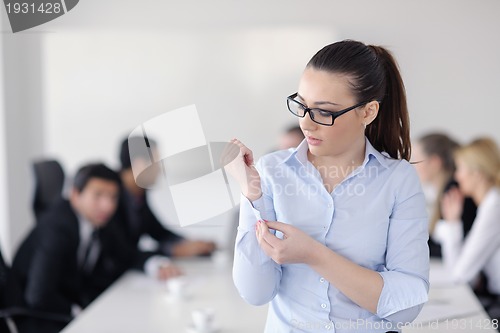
[442,318,498,330]
[5,2,62,14]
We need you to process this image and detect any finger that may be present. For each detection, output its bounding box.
[256,226,276,257]
[232,139,254,166]
[166,268,182,279]
[158,269,170,281]
[171,269,183,278]
[244,151,254,166]
[259,222,282,248]
[238,146,254,167]
[264,221,291,234]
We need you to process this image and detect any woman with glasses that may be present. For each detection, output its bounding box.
[227,40,429,332]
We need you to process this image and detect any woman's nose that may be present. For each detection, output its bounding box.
[299,111,318,132]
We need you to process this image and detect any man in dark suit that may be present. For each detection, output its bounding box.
[9,163,133,333]
[118,136,216,280]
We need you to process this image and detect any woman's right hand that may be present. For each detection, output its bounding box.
[222,139,262,201]
[441,187,464,222]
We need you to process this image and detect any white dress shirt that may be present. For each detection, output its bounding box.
[77,217,100,273]
[434,187,500,294]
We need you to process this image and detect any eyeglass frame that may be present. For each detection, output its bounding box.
[286,92,375,126]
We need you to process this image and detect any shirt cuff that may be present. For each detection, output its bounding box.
[377,271,429,319]
[238,195,266,231]
[144,255,172,278]
[433,219,463,244]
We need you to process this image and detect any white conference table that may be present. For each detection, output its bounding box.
[404,260,497,333]
[61,256,268,333]
[61,256,497,333]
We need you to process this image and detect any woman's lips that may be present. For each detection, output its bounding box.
[306,136,322,146]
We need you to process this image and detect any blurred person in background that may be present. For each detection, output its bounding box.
[117,136,216,280]
[436,138,500,321]
[8,163,133,333]
[412,133,477,257]
[278,125,305,150]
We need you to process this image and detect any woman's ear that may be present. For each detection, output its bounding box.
[362,101,379,126]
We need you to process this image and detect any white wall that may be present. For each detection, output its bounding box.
[2,0,500,253]
[40,0,500,168]
[42,28,336,174]
[1,11,45,260]
[0,14,11,261]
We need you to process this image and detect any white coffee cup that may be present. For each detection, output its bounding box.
[166,277,188,299]
[211,250,230,268]
[191,307,215,332]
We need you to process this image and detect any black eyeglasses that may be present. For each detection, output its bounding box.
[286,92,369,126]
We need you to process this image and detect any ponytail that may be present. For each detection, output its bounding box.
[307,40,411,160]
[367,46,411,161]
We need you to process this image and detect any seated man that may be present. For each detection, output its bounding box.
[118,136,216,279]
[9,163,133,333]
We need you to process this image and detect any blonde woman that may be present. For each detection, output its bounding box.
[436,138,500,319]
[413,133,477,257]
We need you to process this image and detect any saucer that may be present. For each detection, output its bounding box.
[186,324,220,333]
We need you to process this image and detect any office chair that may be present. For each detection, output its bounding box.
[32,160,65,221]
[0,244,71,333]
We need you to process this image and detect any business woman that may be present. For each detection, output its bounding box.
[437,138,500,320]
[226,40,429,332]
[413,133,477,257]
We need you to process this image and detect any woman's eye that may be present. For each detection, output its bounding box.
[318,110,333,117]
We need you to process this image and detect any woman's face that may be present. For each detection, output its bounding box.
[412,143,439,184]
[297,68,366,158]
[454,158,476,196]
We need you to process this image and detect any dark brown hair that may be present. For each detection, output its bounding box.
[419,133,459,174]
[418,133,459,232]
[307,40,411,160]
[73,163,121,192]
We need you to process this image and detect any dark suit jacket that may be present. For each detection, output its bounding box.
[9,200,133,315]
[117,190,184,269]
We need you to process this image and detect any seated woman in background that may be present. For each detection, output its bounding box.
[436,137,500,320]
[413,133,477,257]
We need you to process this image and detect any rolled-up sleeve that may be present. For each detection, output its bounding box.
[233,159,282,306]
[376,162,430,322]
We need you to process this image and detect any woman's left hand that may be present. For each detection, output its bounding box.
[255,220,320,265]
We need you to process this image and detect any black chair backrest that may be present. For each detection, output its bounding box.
[0,246,8,309]
[32,160,65,220]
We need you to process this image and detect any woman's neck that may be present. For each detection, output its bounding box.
[308,137,366,178]
[430,171,450,193]
[471,180,493,205]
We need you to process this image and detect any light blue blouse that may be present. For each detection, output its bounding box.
[233,138,429,332]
